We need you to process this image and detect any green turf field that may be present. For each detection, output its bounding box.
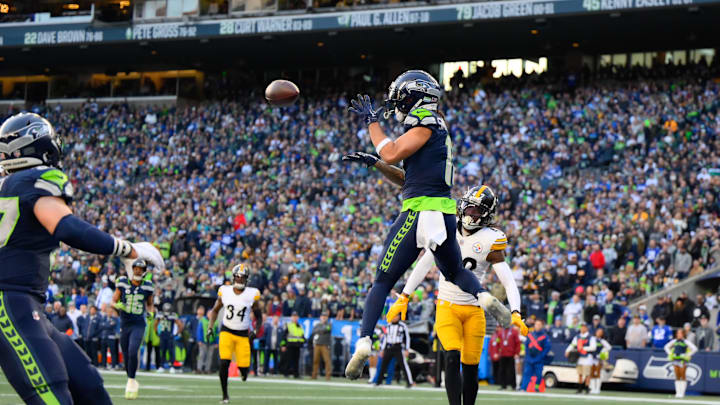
[1,371,719,405]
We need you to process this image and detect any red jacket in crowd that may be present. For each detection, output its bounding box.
[492,326,521,358]
[590,249,606,269]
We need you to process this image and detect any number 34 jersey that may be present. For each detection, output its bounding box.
[0,166,73,298]
[437,227,508,306]
[116,276,154,326]
[218,285,260,331]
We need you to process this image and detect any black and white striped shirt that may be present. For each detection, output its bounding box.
[381,321,410,350]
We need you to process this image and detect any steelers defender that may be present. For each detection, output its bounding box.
[343,70,510,379]
[0,112,164,405]
[207,264,263,404]
[387,185,527,405]
[112,259,154,399]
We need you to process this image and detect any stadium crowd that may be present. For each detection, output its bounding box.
[20,59,720,375]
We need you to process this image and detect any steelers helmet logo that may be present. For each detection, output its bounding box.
[472,242,483,254]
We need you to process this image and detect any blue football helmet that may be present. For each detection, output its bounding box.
[0,112,61,173]
[384,70,442,122]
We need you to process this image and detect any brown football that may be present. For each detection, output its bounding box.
[265,79,300,107]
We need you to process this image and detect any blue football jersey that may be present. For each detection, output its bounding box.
[116,276,154,326]
[156,312,178,336]
[401,108,453,201]
[0,166,73,298]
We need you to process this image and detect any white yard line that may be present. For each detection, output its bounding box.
[99,370,720,405]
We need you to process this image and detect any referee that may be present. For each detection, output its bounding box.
[375,314,414,388]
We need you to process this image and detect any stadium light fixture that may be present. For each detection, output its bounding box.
[64,3,80,10]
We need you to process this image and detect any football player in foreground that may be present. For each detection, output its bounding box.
[384,185,527,405]
[112,259,155,399]
[0,112,164,404]
[207,264,263,403]
[343,70,511,379]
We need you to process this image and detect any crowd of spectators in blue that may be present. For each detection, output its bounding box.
[25,58,720,374]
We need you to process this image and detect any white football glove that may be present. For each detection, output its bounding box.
[131,242,165,271]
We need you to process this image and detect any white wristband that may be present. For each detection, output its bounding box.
[375,138,392,155]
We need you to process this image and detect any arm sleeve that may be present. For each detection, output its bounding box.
[53,214,130,256]
[380,335,387,351]
[404,324,411,351]
[492,261,521,312]
[663,339,673,356]
[402,251,435,296]
[686,340,698,357]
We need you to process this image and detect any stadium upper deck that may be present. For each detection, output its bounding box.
[0,0,719,74]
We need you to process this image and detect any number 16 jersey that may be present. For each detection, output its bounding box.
[116,275,154,326]
[218,285,260,331]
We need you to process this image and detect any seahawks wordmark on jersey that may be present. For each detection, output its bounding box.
[437,227,507,306]
[218,285,260,331]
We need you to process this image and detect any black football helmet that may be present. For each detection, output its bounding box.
[458,185,498,230]
[131,259,148,282]
[231,263,249,290]
[0,113,62,173]
[384,70,442,122]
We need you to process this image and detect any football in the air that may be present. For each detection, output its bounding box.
[265,79,300,107]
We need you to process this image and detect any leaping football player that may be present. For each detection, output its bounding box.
[342,70,511,380]
[207,264,263,404]
[386,185,527,405]
[112,259,155,399]
[0,113,164,405]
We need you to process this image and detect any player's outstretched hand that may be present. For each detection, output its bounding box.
[511,311,528,336]
[132,242,165,271]
[386,294,409,322]
[348,94,384,125]
[342,152,379,168]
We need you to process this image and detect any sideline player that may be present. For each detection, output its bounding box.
[343,71,510,379]
[384,185,527,405]
[0,112,164,404]
[207,264,263,403]
[155,302,183,373]
[112,259,155,399]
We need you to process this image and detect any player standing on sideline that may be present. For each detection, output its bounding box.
[379,185,527,404]
[664,329,698,398]
[207,264,263,404]
[155,302,183,373]
[0,112,164,405]
[343,70,511,379]
[112,259,155,399]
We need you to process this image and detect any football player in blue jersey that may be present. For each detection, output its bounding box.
[112,259,155,399]
[0,112,165,405]
[343,70,511,379]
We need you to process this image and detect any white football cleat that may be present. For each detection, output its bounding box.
[345,336,371,380]
[478,292,511,328]
[125,378,139,400]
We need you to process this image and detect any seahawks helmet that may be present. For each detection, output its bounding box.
[384,70,442,122]
[0,113,62,173]
[231,263,249,290]
[131,259,148,282]
[162,302,172,314]
[458,185,498,231]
